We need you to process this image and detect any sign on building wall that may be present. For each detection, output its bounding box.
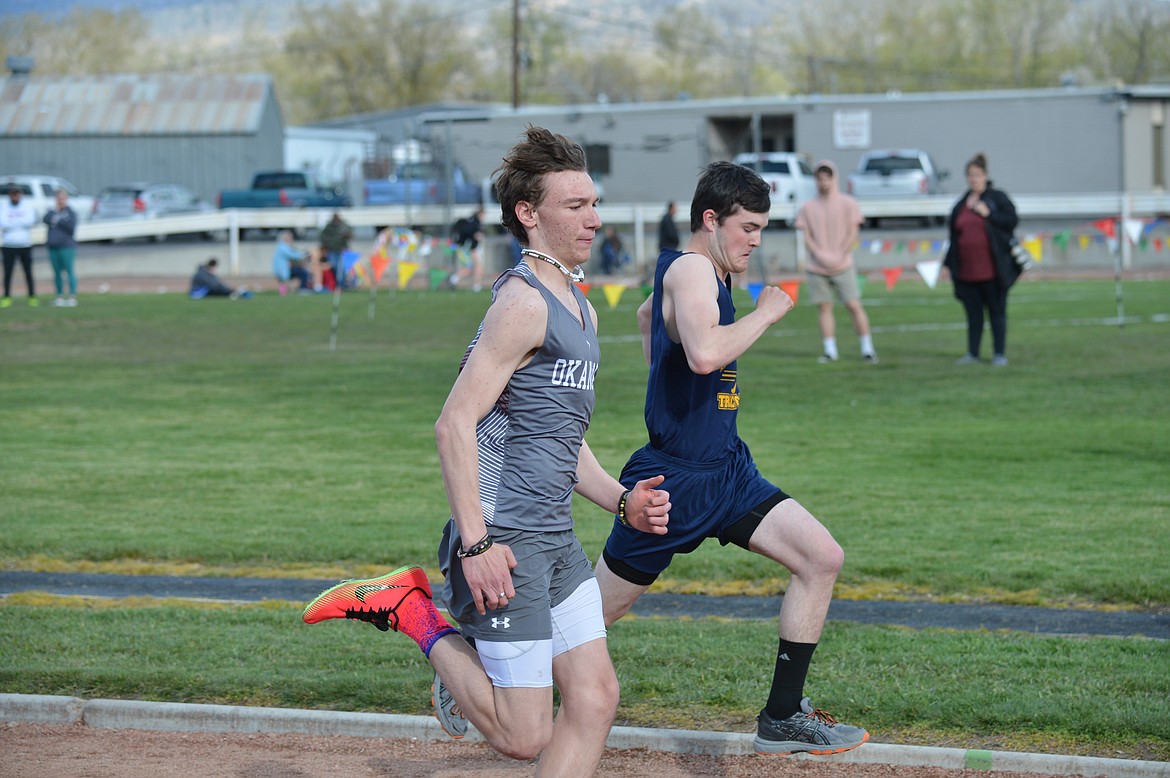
[833,110,871,149]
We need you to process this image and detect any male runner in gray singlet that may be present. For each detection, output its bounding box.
[303,127,670,776]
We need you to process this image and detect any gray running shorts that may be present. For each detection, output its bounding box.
[438,521,595,643]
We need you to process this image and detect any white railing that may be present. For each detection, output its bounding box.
[22,191,1169,275]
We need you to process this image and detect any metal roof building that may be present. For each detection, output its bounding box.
[388,86,1170,205]
[0,70,283,203]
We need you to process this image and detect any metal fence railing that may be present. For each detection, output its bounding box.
[26,191,1170,277]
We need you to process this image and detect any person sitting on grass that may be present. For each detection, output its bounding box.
[189,258,251,299]
[272,230,314,295]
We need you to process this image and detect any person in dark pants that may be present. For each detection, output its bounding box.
[1,186,38,308]
[943,152,1020,367]
[657,200,679,253]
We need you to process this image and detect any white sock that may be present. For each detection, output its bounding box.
[860,334,875,355]
[823,337,839,360]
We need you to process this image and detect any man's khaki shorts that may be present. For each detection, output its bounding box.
[806,266,862,305]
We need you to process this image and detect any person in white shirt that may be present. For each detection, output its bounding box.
[1,186,39,307]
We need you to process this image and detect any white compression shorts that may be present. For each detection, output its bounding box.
[477,577,606,688]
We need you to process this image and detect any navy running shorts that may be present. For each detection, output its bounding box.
[602,438,788,584]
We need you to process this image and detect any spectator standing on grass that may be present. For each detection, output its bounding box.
[1,185,39,308]
[657,200,680,253]
[320,212,353,289]
[795,160,877,364]
[272,230,313,294]
[596,161,869,757]
[944,152,1020,367]
[599,226,627,275]
[44,188,79,307]
[450,206,486,291]
[302,126,670,776]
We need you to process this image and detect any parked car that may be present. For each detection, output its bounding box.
[217,171,350,210]
[0,175,95,221]
[846,149,948,226]
[363,163,482,207]
[91,182,219,242]
[732,152,816,226]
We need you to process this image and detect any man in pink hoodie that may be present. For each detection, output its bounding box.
[794,161,877,363]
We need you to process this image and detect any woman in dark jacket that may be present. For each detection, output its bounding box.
[943,152,1020,366]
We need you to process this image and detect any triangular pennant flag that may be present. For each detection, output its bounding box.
[341,249,362,273]
[915,259,943,289]
[1093,218,1116,238]
[882,266,903,290]
[428,266,448,290]
[370,253,390,284]
[1078,235,1091,250]
[747,282,764,303]
[1156,239,1164,252]
[1052,231,1070,251]
[575,282,592,296]
[778,279,801,305]
[1124,219,1144,246]
[869,240,881,255]
[602,283,625,309]
[397,260,419,290]
[1022,237,1043,264]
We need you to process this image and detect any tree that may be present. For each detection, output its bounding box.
[0,7,159,76]
[1084,0,1170,85]
[272,0,474,123]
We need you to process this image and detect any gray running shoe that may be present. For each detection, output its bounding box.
[754,697,869,755]
[432,671,468,739]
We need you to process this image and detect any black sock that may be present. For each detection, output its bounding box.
[765,639,817,720]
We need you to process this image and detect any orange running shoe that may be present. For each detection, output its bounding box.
[302,566,434,633]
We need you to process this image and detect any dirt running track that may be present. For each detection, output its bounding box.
[1,724,1076,778]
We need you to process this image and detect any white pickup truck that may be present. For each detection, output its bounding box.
[0,175,95,222]
[733,152,816,226]
[845,149,948,226]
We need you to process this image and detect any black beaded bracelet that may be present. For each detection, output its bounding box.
[617,489,632,527]
[457,532,493,559]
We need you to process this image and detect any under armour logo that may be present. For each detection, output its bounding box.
[491,617,510,629]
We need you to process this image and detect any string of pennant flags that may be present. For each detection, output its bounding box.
[344,217,1167,312]
[859,216,1167,259]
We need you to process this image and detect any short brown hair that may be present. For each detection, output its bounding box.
[493,126,588,245]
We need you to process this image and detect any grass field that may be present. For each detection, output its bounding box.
[1,275,1168,759]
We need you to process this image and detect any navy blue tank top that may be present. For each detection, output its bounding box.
[644,250,740,463]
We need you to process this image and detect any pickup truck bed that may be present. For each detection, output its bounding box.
[218,172,350,209]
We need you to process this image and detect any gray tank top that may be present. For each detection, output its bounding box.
[465,262,599,532]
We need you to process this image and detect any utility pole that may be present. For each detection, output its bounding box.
[512,0,521,108]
